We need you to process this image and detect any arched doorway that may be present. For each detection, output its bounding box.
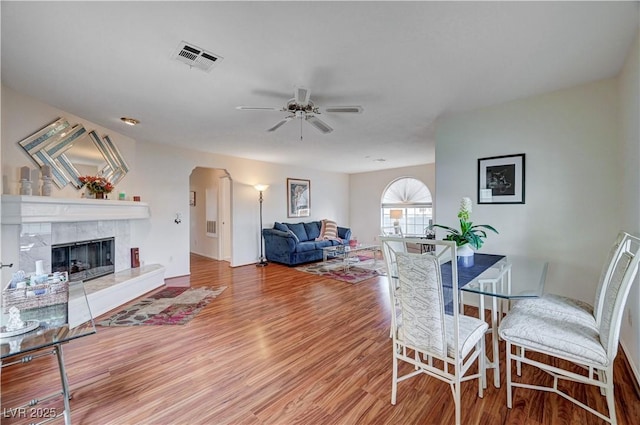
[189,167,232,264]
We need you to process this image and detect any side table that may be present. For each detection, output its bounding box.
[1,281,96,425]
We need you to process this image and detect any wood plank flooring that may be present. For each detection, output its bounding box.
[2,254,639,424]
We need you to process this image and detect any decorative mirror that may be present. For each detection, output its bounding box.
[19,117,129,189]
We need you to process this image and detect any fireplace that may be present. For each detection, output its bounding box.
[52,237,115,282]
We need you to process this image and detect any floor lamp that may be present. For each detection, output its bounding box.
[254,184,269,267]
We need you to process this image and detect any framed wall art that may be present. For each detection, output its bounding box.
[287,178,310,217]
[478,153,525,204]
[189,191,196,207]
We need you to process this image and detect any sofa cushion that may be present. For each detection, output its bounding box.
[295,241,316,252]
[314,240,333,249]
[287,223,309,242]
[274,222,288,232]
[304,221,321,240]
[287,229,299,243]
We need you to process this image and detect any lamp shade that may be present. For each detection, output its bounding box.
[390,209,403,220]
[254,184,269,192]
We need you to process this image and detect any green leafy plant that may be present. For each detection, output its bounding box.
[432,197,498,249]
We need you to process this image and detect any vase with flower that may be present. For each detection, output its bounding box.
[431,197,498,267]
[79,175,114,199]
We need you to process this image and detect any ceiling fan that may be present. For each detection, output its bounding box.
[236,87,363,137]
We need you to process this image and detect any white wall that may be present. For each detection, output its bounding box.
[435,76,640,381]
[349,164,435,245]
[618,32,640,383]
[436,78,621,300]
[1,86,351,278]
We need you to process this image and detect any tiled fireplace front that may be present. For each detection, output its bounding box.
[19,220,132,277]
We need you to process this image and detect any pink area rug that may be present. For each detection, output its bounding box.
[97,286,226,326]
[295,256,386,284]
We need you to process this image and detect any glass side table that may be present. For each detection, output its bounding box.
[1,281,96,425]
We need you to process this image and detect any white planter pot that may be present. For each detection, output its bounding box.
[457,244,474,268]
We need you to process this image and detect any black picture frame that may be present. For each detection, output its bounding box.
[478,153,525,204]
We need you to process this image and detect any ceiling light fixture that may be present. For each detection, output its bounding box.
[120,117,140,126]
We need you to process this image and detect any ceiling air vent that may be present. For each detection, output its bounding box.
[172,41,223,72]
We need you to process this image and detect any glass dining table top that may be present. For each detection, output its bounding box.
[460,255,549,300]
[1,281,96,359]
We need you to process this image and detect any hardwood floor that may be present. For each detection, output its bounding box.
[2,254,639,424]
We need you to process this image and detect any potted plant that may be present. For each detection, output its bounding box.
[431,197,498,267]
[79,175,114,199]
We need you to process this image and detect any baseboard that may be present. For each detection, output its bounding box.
[165,274,190,287]
[620,340,640,399]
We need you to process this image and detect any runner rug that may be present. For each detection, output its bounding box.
[295,256,386,284]
[97,286,226,326]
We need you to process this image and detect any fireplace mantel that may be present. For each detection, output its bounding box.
[1,195,150,224]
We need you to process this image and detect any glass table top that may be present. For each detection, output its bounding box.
[1,281,96,359]
[461,255,548,300]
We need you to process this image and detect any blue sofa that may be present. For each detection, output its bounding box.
[262,221,352,266]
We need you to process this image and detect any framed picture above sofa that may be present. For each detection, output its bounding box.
[287,178,310,217]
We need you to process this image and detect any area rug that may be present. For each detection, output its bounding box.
[295,256,387,284]
[97,286,226,326]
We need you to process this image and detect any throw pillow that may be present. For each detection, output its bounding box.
[323,220,339,239]
[274,222,288,232]
[317,219,341,242]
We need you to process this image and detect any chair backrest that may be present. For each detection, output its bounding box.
[598,233,640,360]
[593,231,626,325]
[395,252,448,357]
[382,237,460,358]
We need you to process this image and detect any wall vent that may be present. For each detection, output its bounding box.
[172,41,223,72]
[206,220,217,236]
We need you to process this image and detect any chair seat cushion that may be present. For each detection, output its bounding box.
[398,314,487,359]
[445,315,488,359]
[512,294,596,331]
[499,307,607,367]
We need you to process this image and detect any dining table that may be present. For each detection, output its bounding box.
[449,254,549,388]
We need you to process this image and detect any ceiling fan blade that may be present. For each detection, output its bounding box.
[323,105,363,113]
[294,87,311,106]
[306,115,333,134]
[267,116,293,132]
[236,106,283,111]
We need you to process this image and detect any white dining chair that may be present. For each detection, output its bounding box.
[498,232,640,425]
[384,238,488,425]
[511,231,626,329]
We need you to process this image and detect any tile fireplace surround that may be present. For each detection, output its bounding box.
[1,195,165,317]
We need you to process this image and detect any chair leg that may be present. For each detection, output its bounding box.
[604,369,617,425]
[478,339,485,398]
[454,379,461,425]
[506,342,513,409]
[391,352,398,405]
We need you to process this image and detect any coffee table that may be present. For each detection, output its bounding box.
[322,244,380,271]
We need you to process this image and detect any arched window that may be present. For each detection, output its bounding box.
[381,177,433,235]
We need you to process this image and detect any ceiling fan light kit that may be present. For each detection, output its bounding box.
[237,86,363,138]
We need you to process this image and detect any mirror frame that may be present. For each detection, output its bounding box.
[18,117,130,189]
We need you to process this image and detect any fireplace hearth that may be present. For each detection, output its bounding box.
[52,237,115,282]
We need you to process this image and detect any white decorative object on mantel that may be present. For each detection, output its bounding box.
[1,195,150,224]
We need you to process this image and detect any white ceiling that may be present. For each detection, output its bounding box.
[2,1,638,173]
